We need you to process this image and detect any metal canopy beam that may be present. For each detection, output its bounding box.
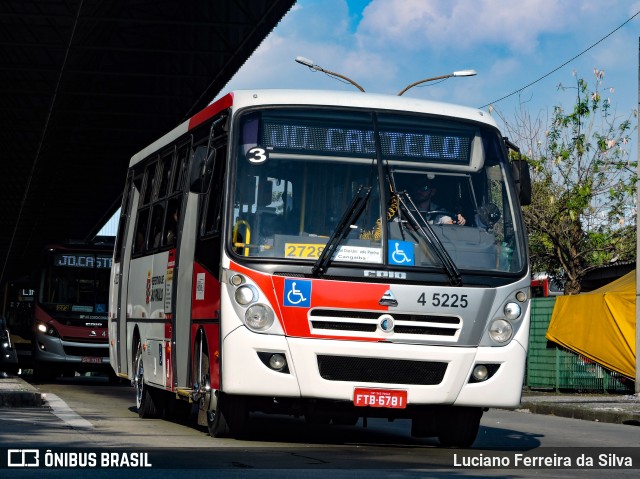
[0,0,295,289]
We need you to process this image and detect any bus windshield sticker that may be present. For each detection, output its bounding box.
[388,240,415,266]
[71,305,93,313]
[334,245,382,263]
[285,243,382,263]
[196,272,205,301]
[283,279,311,307]
[246,146,269,164]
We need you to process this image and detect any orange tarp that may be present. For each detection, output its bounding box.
[546,270,636,379]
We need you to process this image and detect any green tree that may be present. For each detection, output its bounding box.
[496,70,637,294]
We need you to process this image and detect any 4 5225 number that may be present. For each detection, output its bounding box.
[417,292,468,308]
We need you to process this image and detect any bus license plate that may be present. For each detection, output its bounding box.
[354,388,407,409]
[81,356,103,364]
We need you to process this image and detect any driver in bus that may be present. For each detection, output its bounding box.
[414,180,466,225]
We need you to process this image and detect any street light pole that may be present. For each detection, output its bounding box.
[636,37,639,396]
[397,70,477,96]
[295,56,365,92]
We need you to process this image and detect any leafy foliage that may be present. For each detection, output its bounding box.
[495,70,637,294]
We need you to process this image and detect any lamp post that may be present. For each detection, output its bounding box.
[397,70,477,96]
[295,56,365,93]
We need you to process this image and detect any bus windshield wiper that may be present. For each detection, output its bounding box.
[312,186,372,277]
[396,192,462,286]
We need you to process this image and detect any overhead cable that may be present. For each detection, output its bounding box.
[480,10,640,109]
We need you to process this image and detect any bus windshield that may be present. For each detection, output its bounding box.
[229,108,525,275]
[39,252,112,314]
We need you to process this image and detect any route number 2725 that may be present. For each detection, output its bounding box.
[417,292,468,308]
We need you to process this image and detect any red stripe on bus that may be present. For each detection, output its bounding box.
[188,93,234,130]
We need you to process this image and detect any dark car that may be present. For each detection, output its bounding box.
[0,315,19,375]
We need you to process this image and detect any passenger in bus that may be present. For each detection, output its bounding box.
[152,220,163,248]
[413,180,466,225]
[166,207,179,246]
[135,231,145,253]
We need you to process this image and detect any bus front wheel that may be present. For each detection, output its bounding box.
[206,391,231,437]
[437,407,483,448]
[194,333,248,438]
[33,361,57,382]
[209,393,248,438]
[134,338,159,418]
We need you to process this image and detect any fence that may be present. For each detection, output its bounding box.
[526,297,634,393]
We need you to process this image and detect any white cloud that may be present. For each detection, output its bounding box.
[218,0,639,121]
[357,0,620,54]
[219,0,394,95]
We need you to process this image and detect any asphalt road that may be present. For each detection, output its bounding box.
[1,374,639,478]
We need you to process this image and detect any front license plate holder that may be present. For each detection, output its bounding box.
[353,387,407,409]
[81,356,103,364]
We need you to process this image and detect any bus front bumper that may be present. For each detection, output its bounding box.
[221,327,527,409]
[33,332,109,367]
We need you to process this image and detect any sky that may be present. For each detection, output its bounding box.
[100,0,640,236]
[216,0,640,159]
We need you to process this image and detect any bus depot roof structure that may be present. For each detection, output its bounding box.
[0,0,295,289]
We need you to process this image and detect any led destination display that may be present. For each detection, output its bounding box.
[54,254,112,269]
[262,121,473,162]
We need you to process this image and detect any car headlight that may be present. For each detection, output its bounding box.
[488,319,512,343]
[504,302,521,320]
[245,304,274,332]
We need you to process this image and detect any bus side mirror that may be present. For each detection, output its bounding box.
[503,137,532,206]
[189,147,216,193]
[511,159,531,206]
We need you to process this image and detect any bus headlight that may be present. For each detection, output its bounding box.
[37,322,59,337]
[245,304,274,332]
[488,319,512,343]
[235,285,257,305]
[503,302,521,320]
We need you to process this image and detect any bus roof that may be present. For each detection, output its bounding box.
[130,89,497,167]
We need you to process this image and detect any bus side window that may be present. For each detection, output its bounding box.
[150,204,165,249]
[134,208,150,254]
[164,197,181,246]
[142,162,158,205]
[114,175,134,263]
[173,142,190,193]
[157,150,175,199]
[202,145,226,236]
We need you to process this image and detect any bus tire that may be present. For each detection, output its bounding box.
[33,361,57,382]
[134,338,159,418]
[206,390,231,438]
[437,407,483,448]
[192,332,224,435]
[210,392,248,438]
[332,414,359,426]
[304,413,330,425]
[165,396,192,421]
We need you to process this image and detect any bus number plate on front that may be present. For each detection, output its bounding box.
[353,388,407,409]
[81,356,102,364]
[284,243,325,259]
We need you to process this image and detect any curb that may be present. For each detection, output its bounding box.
[0,375,45,407]
[520,401,640,425]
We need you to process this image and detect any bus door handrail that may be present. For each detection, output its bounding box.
[232,220,251,256]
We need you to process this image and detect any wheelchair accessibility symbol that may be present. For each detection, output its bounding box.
[388,241,414,266]
[284,279,312,307]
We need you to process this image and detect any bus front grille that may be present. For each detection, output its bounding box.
[63,346,108,357]
[317,354,447,385]
[309,308,461,339]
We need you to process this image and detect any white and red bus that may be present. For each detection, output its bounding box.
[30,239,114,380]
[109,90,532,447]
